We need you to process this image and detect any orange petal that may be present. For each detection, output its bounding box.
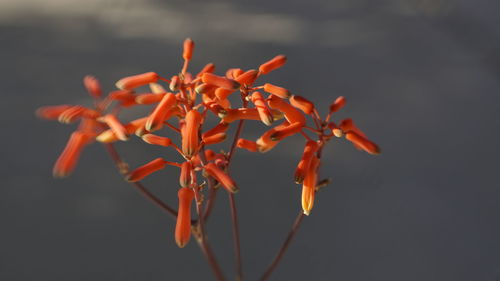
[202,122,229,139]
[36,105,72,120]
[145,92,177,131]
[235,69,259,85]
[345,131,380,155]
[126,158,166,182]
[135,93,166,104]
[149,83,168,94]
[204,163,238,193]
[294,140,319,184]
[202,132,226,145]
[182,110,202,158]
[259,55,287,75]
[329,96,346,113]
[267,95,305,124]
[270,121,303,141]
[141,134,172,147]
[290,95,314,115]
[182,38,194,61]
[179,161,193,188]
[175,187,195,248]
[236,138,258,152]
[101,114,129,141]
[195,83,218,95]
[169,75,180,91]
[83,75,102,98]
[302,156,319,215]
[202,73,240,90]
[264,83,291,99]
[226,68,243,79]
[250,91,273,126]
[256,121,289,153]
[116,72,159,90]
[53,131,93,178]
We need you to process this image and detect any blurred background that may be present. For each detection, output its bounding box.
[2,0,500,280]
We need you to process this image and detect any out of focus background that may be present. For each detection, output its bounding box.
[2,0,500,280]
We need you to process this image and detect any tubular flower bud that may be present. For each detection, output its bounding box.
[53,131,93,178]
[202,132,227,145]
[141,134,172,147]
[202,122,229,139]
[196,63,215,77]
[109,90,136,104]
[294,140,319,184]
[100,114,129,141]
[83,75,102,98]
[214,88,235,101]
[235,69,259,86]
[96,117,148,143]
[264,83,291,99]
[179,161,193,187]
[181,110,202,158]
[329,96,346,113]
[237,138,258,152]
[135,93,166,104]
[302,156,320,216]
[226,68,243,79]
[195,83,218,95]
[259,54,287,74]
[202,73,240,90]
[149,83,167,94]
[36,105,72,120]
[290,95,314,115]
[57,106,99,124]
[169,75,180,91]
[267,95,306,125]
[345,131,380,155]
[204,99,227,116]
[222,108,262,123]
[126,158,166,182]
[256,121,289,153]
[175,187,195,248]
[145,92,177,131]
[269,121,303,141]
[250,91,273,126]
[204,163,238,193]
[182,38,194,61]
[115,72,159,90]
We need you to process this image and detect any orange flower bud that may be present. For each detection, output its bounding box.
[204,99,227,117]
[236,138,258,152]
[141,134,172,147]
[179,161,193,187]
[182,38,194,61]
[329,96,346,113]
[250,91,273,126]
[202,132,226,145]
[202,122,229,139]
[182,110,202,158]
[345,131,380,155]
[109,90,136,105]
[96,117,148,143]
[302,156,319,215]
[270,121,303,141]
[100,114,129,141]
[267,95,306,125]
[196,63,215,77]
[226,68,243,79]
[58,106,100,124]
[264,83,291,99]
[135,93,166,104]
[214,88,235,101]
[175,187,195,248]
[126,158,166,182]
[116,72,159,90]
[36,105,72,120]
[290,95,314,115]
[83,75,102,98]
[53,131,93,178]
[195,83,218,95]
[222,108,261,123]
[169,75,180,91]
[204,163,238,193]
[256,121,289,153]
[294,140,319,184]
[235,69,259,85]
[149,83,167,94]
[259,55,287,74]
[202,73,240,90]
[145,92,177,131]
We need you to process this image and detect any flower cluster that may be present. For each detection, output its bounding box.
[37,39,379,250]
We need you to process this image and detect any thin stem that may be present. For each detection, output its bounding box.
[258,212,305,281]
[103,143,178,219]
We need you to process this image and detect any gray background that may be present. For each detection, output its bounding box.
[2,0,500,280]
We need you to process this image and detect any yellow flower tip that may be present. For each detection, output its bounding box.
[303,210,311,216]
[96,130,117,143]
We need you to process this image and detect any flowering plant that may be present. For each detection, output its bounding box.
[36,39,379,281]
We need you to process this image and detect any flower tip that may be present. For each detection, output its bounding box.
[303,210,311,216]
[176,239,189,248]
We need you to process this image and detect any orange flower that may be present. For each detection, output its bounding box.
[182,110,202,158]
[126,158,167,182]
[135,93,166,105]
[182,38,194,61]
[36,105,72,120]
[169,75,180,91]
[270,121,303,141]
[145,92,177,131]
[345,131,380,155]
[226,68,244,79]
[149,82,168,94]
[175,187,195,248]
[294,140,319,184]
[96,117,149,143]
[195,83,218,95]
[141,134,172,147]
[259,55,287,74]
[202,132,227,145]
[179,161,193,187]
[235,69,259,86]
[256,121,290,153]
[236,138,258,152]
[57,106,99,124]
[329,96,346,113]
[53,131,93,178]
[83,75,102,98]
[204,163,238,193]
[290,95,314,115]
[202,73,240,90]
[214,88,235,101]
[250,91,273,126]
[202,122,229,139]
[264,83,291,99]
[100,114,129,141]
[115,72,159,90]
[302,156,319,215]
[196,63,215,77]
[267,95,305,125]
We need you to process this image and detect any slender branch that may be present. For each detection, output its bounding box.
[103,143,178,219]
[258,212,305,281]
